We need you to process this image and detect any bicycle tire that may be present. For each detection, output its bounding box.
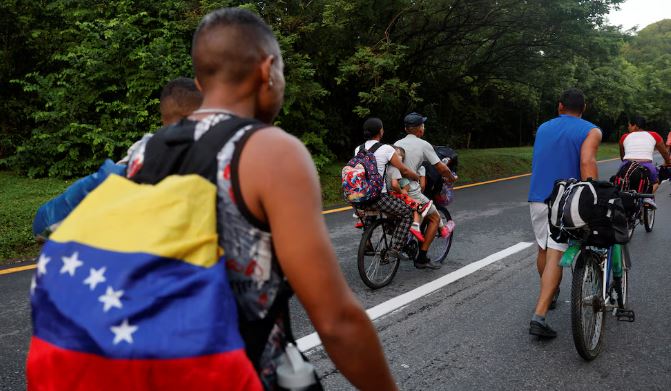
[643,205,655,232]
[619,246,629,309]
[571,251,606,361]
[428,205,454,264]
[357,218,400,289]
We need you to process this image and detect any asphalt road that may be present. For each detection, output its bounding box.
[2,158,670,390]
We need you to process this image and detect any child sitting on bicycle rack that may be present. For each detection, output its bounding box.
[387,147,434,242]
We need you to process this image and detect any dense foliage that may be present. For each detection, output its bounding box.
[1,0,669,177]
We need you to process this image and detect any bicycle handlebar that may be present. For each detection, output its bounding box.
[620,190,654,199]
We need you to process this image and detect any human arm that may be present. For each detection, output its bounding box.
[418,166,426,191]
[434,161,457,182]
[580,128,602,180]
[654,135,671,166]
[238,128,397,391]
[388,152,419,182]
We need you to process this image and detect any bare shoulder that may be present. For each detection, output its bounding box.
[244,126,314,171]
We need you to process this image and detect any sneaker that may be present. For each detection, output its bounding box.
[643,197,657,209]
[409,227,425,242]
[549,287,560,310]
[529,320,557,338]
[414,258,442,270]
[439,220,455,238]
[354,220,364,229]
[418,200,433,219]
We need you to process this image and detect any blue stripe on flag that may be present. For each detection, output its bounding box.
[31,241,244,359]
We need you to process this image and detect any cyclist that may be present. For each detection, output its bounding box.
[618,115,671,206]
[394,112,457,269]
[354,117,421,261]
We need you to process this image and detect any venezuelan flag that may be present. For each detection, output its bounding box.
[27,175,262,391]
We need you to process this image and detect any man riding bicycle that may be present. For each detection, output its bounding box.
[618,115,671,207]
[394,113,457,269]
[354,118,421,262]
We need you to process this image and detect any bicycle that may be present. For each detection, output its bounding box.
[355,204,454,289]
[625,193,655,240]
[568,190,651,360]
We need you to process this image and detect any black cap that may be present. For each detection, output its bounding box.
[404,112,427,126]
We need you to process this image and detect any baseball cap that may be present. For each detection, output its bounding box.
[404,112,427,126]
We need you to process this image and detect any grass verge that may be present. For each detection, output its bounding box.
[0,143,620,266]
[1,172,72,265]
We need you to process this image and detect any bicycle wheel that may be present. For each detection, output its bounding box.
[643,205,655,232]
[571,251,606,360]
[357,219,400,289]
[424,205,454,264]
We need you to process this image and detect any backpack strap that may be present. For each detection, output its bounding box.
[132,116,265,184]
[368,141,383,153]
[178,116,265,181]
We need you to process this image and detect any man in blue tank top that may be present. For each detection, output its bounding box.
[528,88,602,338]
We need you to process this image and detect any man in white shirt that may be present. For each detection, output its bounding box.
[354,118,420,260]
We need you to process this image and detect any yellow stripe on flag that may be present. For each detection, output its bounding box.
[51,175,221,267]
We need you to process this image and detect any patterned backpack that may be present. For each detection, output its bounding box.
[342,142,385,205]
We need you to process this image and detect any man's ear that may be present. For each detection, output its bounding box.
[259,55,275,87]
[194,78,203,92]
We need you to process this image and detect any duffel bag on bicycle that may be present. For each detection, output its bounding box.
[547,178,629,247]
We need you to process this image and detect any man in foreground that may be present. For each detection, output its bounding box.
[126,8,396,390]
[528,88,602,338]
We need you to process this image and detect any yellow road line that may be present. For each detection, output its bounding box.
[0,158,622,276]
[0,264,36,275]
[452,173,531,190]
[322,157,621,214]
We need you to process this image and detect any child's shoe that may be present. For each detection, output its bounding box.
[440,220,456,238]
[409,227,425,242]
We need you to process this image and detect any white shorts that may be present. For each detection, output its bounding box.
[529,202,568,252]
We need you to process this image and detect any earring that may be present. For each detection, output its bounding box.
[269,78,274,87]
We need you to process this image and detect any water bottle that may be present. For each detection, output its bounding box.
[277,343,318,391]
[560,243,580,267]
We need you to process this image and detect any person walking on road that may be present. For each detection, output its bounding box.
[528,88,602,338]
[127,8,398,390]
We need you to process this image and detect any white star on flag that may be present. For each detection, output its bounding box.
[110,319,138,345]
[60,252,84,277]
[37,254,51,276]
[99,286,124,312]
[83,267,106,290]
[30,276,37,295]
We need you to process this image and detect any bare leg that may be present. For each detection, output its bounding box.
[534,248,564,316]
[536,246,547,277]
[420,212,440,251]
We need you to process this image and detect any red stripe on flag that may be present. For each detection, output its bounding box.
[27,337,262,391]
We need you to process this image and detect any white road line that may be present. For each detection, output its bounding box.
[296,241,534,352]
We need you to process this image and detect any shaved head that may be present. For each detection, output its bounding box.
[159,77,202,125]
[192,8,280,88]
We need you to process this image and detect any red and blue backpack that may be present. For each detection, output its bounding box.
[342,142,385,205]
